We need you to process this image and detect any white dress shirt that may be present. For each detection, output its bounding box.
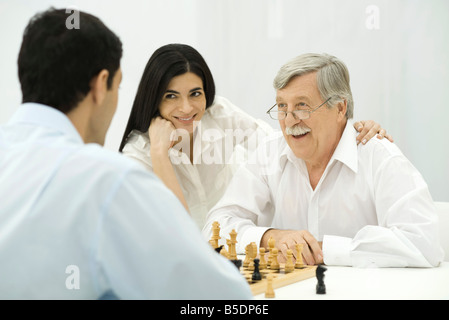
[0,103,252,299]
[203,120,444,268]
[122,96,274,229]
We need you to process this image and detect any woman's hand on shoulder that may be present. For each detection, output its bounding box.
[353,120,394,145]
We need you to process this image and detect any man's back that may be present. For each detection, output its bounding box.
[0,103,251,299]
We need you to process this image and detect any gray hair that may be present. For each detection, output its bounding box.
[273,53,354,119]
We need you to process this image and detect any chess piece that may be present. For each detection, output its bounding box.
[316,265,327,294]
[267,237,275,267]
[226,239,231,255]
[295,243,305,269]
[285,249,294,273]
[210,221,221,249]
[243,244,250,268]
[247,242,257,271]
[259,247,267,270]
[219,246,229,259]
[231,259,242,270]
[251,258,262,281]
[215,245,224,254]
[270,248,280,270]
[228,229,238,260]
[265,274,275,298]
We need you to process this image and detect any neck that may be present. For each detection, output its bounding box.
[306,122,346,190]
[66,99,106,145]
[66,102,91,144]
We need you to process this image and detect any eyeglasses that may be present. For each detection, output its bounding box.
[266,97,332,120]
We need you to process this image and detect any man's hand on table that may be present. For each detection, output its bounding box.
[260,229,324,265]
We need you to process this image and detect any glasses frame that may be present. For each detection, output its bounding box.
[266,97,332,120]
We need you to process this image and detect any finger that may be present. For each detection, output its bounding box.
[150,116,163,126]
[298,241,315,265]
[279,240,301,264]
[360,125,381,144]
[353,121,363,132]
[355,121,373,144]
[278,242,289,263]
[354,122,364,144]
[302,232,323,265]
[376,129,386,139]
[385,133,394,143]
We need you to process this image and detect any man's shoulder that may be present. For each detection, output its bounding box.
[74,143,151,176]
[361,135,404,159]
[356,136,414,176]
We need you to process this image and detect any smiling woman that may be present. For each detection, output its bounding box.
[118,43,216,153]
[119,43,274,228]
[158,72,206,135]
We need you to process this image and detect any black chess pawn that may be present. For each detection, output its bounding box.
[315,265,327,294]
[231,259,242,270]
[252,258,262,281]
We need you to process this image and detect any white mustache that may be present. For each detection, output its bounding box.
[285,125,311,136]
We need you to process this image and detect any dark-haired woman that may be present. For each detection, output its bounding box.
[119,44,391,229]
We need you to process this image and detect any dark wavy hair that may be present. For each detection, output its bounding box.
[18,7,122,113]
[118,43,215,152]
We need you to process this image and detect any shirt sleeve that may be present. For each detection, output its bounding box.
[323,144,444,268]
[203,161,274,254]
[94,168,253,299]
[121,132,154,172]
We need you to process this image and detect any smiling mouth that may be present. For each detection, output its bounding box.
[174,114,197,122]
[291,132,309,139]
[286,125,311,139]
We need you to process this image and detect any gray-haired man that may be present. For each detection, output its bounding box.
[203,53,443,268]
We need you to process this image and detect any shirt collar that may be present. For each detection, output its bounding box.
[278,119,358,173]
[8,103,84,144]
[331,119,358,173]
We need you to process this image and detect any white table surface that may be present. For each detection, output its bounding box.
[253,262,449,300]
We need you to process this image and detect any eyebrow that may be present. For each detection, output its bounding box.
[165,87,204,94]
[276,95,312,104]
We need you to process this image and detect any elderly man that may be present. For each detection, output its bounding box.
[203,53,443,268]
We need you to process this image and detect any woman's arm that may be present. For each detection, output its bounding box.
[149,117,190,213]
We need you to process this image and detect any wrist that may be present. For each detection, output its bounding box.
[150,146,170,159]
[260,229,276,248]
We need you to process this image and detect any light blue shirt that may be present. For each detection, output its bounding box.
[0,103,252,299]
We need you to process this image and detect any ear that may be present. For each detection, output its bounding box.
[89,69,109,106]
[336,99,348,121]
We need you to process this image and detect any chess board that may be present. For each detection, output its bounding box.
[208,222,317,296]
[240,263,317,296]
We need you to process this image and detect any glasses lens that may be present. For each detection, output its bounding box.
[270,111,285,120]
[294,110,309,120]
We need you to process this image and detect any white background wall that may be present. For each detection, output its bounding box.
[1,0,448,201]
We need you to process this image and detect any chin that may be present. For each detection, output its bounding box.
[285,140,306,159]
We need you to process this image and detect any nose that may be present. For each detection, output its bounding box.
[179,98,194,114]
[284,109,301,128]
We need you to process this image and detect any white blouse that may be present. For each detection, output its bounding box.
[122,96,274,229]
